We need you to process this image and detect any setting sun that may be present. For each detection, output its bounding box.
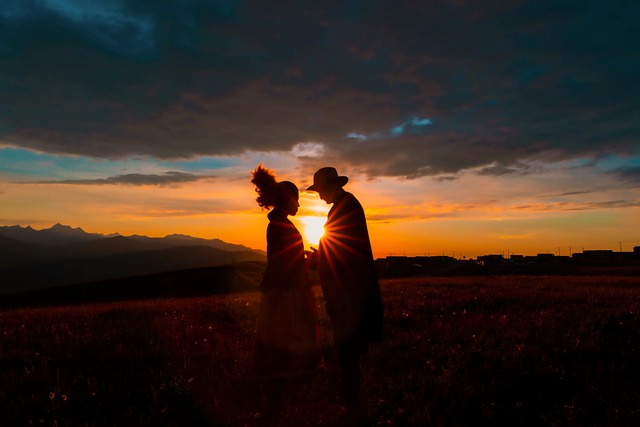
[298,216,327,248]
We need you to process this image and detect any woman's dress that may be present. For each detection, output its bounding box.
[254,209,322,378]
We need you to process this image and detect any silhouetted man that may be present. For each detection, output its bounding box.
[307,167,383,415]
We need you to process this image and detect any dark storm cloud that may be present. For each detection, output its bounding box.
[555,191,593,197]
[575,200,640,210]
[609,166,640,183]
[19,171,214,186]
[513,199,640,211]
[539,190,593,199]
[434,175,459,182]
[1,0,639,178]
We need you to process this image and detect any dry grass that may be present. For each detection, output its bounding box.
[1,275,640,426]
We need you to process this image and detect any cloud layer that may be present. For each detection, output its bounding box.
[20,171,214,186]
[1,0,638,179]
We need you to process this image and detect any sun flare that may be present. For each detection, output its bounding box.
[298,216,327,248]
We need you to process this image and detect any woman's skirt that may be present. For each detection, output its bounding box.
[254,285,323,378]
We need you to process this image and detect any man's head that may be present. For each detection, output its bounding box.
[307,167,348,204]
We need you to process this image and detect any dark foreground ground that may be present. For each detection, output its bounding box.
[1,275,639,426]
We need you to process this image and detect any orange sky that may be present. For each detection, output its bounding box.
[2,152,639,259]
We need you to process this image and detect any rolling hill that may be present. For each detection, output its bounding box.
[0,224,266,295]
[0,261,267,308]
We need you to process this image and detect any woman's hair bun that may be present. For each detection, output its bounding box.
[251,164,278,209]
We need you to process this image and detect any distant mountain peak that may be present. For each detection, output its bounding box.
[50,223,84,232]
[1,223,261,253]
[165,233,193,239]
[0,223,99,246]
[2,224,26,230]
[44,224,90,238]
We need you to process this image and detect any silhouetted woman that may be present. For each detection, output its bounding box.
[251,165,322,424]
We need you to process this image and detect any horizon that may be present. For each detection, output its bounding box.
[3,221,639,261]
[1,2,639,260]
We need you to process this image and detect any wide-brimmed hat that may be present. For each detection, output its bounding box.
[307,167,349,192]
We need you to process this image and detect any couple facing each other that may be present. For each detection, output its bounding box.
[250,165,384,417]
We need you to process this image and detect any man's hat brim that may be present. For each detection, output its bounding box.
[307,176,348,192]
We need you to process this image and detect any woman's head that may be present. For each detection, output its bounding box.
[251,165,299,216]
[276,181,299,216]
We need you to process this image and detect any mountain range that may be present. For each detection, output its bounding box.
[0,224,266,295]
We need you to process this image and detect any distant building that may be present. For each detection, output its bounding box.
[477,255,504,267]
[376,255,462,277]
[582,250,614,260]
[374,244,640,278]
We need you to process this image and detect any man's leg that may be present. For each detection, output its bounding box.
[338,342,361,409]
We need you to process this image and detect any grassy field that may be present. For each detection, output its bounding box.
[1,275,640,426]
